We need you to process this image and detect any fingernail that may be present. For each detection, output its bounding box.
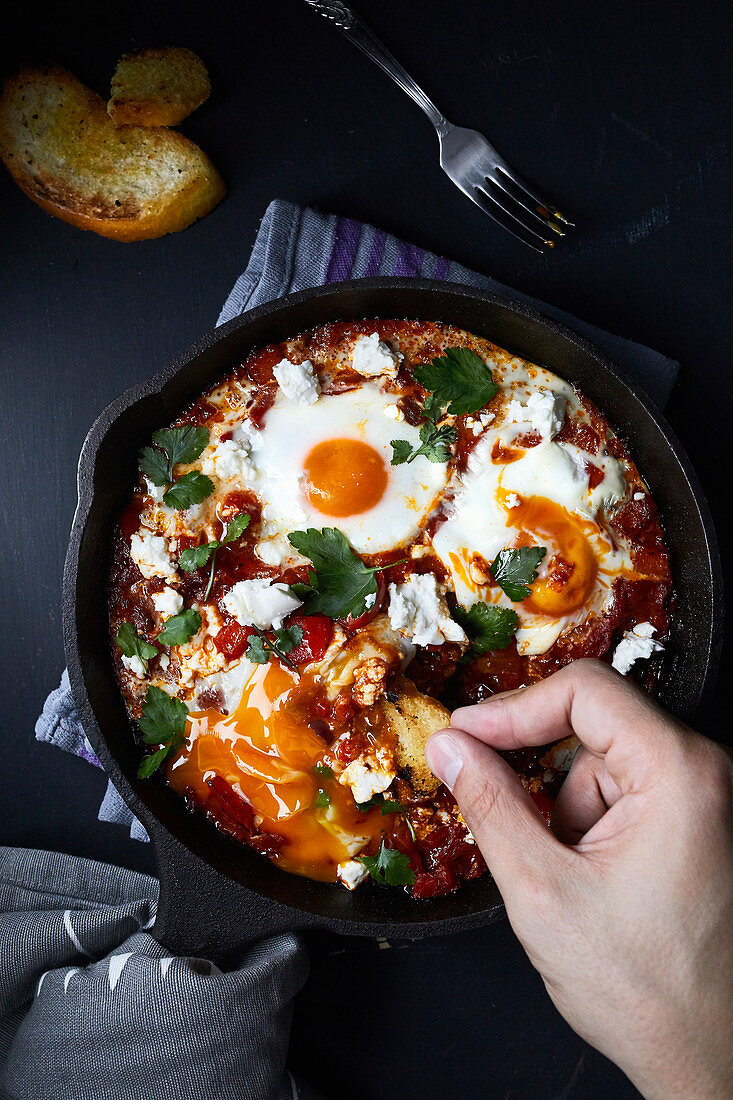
[426,733,463,791]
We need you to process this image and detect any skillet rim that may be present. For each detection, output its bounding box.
[63,276,723,939]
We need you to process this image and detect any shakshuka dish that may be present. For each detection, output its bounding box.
[109,320,671,898]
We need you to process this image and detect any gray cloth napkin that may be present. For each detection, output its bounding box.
[35,198,679,841]
[0,847,312,1100]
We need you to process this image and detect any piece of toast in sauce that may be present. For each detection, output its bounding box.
[378,676,450,797]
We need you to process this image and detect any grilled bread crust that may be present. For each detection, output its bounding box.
[0,65,224,241]
[108,47,211,127]
[378,676,451,797]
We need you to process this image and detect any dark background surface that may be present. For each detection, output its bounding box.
[1,1,729,1097]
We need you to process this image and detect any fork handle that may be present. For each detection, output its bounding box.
[304,1,451,136]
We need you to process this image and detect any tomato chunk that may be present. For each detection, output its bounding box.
[286,613,334,665]
[214,620,256,660]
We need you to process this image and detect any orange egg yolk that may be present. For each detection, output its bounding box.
[509,495,598,616]
[302,438,388,517]
[167,661,382,882]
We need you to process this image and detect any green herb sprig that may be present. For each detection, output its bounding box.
[136,686,188,778]
[453,603,519,655]
[287,527,397,620]
[245,624,303,672]
[138,426,213,511]
[490,546,547,601]
[179,513,251,600]
[359,840,416,887]
[413,346,499,416]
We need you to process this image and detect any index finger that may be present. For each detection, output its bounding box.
[451,659,686,790]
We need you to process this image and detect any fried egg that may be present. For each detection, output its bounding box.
[432,429,633,655]
[244,383,448,554]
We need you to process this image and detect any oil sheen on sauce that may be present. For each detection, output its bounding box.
[167,660,382,881]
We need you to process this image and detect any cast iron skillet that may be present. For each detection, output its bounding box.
[63,279,722,965]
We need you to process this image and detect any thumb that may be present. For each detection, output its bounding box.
[426,729,572,904]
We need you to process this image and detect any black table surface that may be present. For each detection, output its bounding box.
[1,2,729,1097]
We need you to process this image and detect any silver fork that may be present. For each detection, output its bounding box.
[304,0,572,252]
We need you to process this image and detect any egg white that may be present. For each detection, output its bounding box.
[245,384,448,554]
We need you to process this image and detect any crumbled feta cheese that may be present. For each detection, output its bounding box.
[152,587,183,619]
[158,653,170,671]
[351,333,400,378]
[383,402,405,422]
[388,573,467,647]
[611,622,664,675]
[255,540,285,567]
[340,752,396,803]
[506,492,521,509]
[223,578,302,630]
[633,491,645,501]
[232,419,264,451]
[122,654,147,679]
[465,417,483,436]
[506,389,566,440]
[130,530,177,580]
[479,411,495,427]
[273,357,321,405]
[337,860,370,891]
[201,438,256,482]
[364,591,377,610]
[144,478,166,503]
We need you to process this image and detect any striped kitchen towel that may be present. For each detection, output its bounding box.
[35,198,679,838]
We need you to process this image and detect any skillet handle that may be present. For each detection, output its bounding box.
[150,830,317,968]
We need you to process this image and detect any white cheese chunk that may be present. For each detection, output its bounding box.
[351,333,400,378]
[223,578,302,630]
[231,419,264,451]
[201,437,256,482]
[255,539,285,567]
[611,622,664,675]
[144,477,166,503]
[152,587,183,619]
[339,753,396,803]
[273,357,321,405]
[130,530,177,580]
[121,654,147,679]
[383,402,405,421]
[388,573,467,647]
[337,860,370,891]
[505,389,566,440]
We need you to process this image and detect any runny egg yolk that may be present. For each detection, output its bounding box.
[167,661,382,881]
[303,438,388,517]
[509,495,598,616]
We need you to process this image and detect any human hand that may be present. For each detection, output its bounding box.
[425,659,733,1099]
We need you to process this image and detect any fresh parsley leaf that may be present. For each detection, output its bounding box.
[312,764,334,779]
[314,788,330,809]
[359,841,416,887]
[414,347,499,416]
[421,391,445,423]
[453,603,519,654]
[244,625,303,670]
[245,633,271,665]
[163,471,215,511]
[156,608,202,647]
[136,686,188,778]
[222,512,251,544]
[116,622,159,662]
[138,446,171,488]
[390,439,415,466]
[381,799,406,815]
[287,527,388,619]
[179,543,217,572]
[490,547,547,601]
[355,795,381,812]
[139,426,209,486]
[178,514,250,600]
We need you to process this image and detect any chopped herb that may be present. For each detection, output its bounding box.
[413,347,499,416]
[163,470,215,511]
[178,514,250,600]
[116,622,159,663]
[156,608,202,647]
[312,764,335,779]
[390,421,456,466]
[139,425,209,486]
[380,799,406,815]
[359,840,416,887]
[245,625,303,671]
[136,686,188,778]
[314,788,330,809]
[287,527,395,619]
[490,546,547,601]
[453,603,519,654]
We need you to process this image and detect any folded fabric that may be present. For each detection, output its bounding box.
[35,198,680,840]
[0,847,313,1100]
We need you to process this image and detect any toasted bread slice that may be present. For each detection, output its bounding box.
[0,65,224,241]
[108,47,211,127]
[378,676,450,797]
